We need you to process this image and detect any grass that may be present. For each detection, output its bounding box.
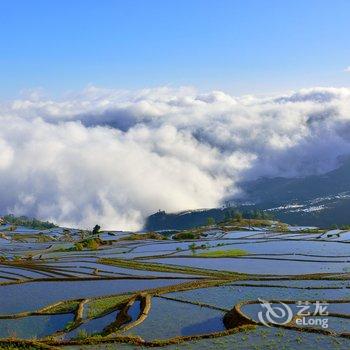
[271,223,290,232]
[63,320,76,331]
[173,231,198,240]
[0,340,55,350]
[99,257,244,278]
[40,300,80,314]
[220,218,275,228]
[299,228,326,234]
[76,329,89,340]
[11,234,52,243]
[195,249,248,257]
[54,237,103,252]
[87,294,130,318]
[121,232,166,241]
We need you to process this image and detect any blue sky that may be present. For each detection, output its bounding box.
[1,0,350,98]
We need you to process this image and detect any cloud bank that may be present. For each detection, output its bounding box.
[1,86,350,230]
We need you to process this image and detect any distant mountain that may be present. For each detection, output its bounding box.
[145,159,350,230]
[240,158,350,207]
[145,209,228,231]
[0,214,58,230]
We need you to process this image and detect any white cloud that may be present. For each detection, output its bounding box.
[344,66,350,72]
[1,86,350,230]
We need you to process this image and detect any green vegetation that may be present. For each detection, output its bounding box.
[84,238,100,250]
[87,294,130,318]
[0,255,7,262]
[0,342,53,350]
[218,218,275,230]
[76,329,89,340]
[99,257,244,278]
[169,217,287,239]
[195,249,248,257]
[1,214,57,230]
[122,232,166,240]
[63,320,76,331]
[73,238,101,250]
[11,233,52,243]
[223,209,274,222]
[92,224,101,235]
[271,222,289,232]
[173,231,198,240]
[60,237,104,251]
[189,243,209,252]
[40,300,80,314]
[73,242,84,251]
[234,211,243,222]
[299,228,325,234]
[206,217,216,226]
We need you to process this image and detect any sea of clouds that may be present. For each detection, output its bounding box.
[1,86,350,230]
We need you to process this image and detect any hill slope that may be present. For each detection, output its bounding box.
[145,159,350,230]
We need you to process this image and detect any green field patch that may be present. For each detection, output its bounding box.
[99,258,245,279]
[121,232,167,241]
[195,249,248,258]
[87,295,131,318]
[39,300,80,314]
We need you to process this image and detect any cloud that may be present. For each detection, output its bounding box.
[1,86,350,230]
[345,66,350,72]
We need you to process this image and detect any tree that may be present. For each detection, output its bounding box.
[234,211,243,222]
[206,217,215,226]
[189,243,197,254]
[224,210,233,221]
[92,224,101,235]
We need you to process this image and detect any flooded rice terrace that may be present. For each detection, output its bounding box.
[1,220,350,349]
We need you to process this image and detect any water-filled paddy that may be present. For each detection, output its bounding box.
[65,311,119,339]
[229,279,350,288]
[166,284,350,310]
[60,326,350,349]
[123,297,225,340]
[2,222,350,348]
[0,265,56,279]
[0,279,190,314]
[148,256,350,274]
[174,239,350,256]
[42,260,200,278]
[0,313,73,339]
[222,231,264,239]
[296,316,350,333]
[242,303,350,333]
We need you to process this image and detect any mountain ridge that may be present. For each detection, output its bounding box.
[145,159,350,230]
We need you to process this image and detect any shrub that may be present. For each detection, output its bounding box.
[86,239,99,250]
[74,242,83,251]
[206,217,216,226]
[76,329,89,339]
[173,232,196,240]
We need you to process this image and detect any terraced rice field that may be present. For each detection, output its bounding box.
[1,224,350,349]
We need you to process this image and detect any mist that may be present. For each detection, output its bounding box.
[1,86,350,230]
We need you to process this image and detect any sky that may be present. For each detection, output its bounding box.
[1,0,350,99]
